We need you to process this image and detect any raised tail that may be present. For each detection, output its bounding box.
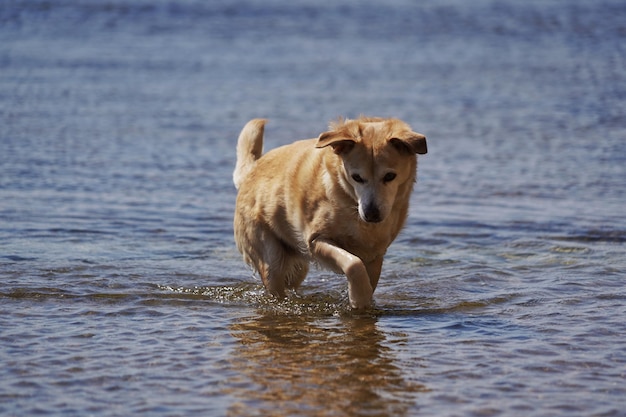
[233,118,267,189]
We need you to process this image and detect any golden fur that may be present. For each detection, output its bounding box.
[233,117,427,309]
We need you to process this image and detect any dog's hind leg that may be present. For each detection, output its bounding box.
[235,214,280,297]
[283,255,309,292]
[262,242,310,298]
[237,225,308,299]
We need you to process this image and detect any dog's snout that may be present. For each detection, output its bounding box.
[362,203,382,223]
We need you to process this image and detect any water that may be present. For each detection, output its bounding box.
[1,0,625,415]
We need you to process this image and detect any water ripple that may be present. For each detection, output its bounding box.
[2,0,626,415]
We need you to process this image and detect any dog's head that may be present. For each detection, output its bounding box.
[316,117,427,223]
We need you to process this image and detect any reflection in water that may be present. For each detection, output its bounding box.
[226,313,427,416]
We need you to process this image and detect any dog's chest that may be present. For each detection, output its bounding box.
[329,222,395,261]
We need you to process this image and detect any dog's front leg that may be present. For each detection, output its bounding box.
[309,238,373,309]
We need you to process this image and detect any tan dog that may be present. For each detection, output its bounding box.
[233,117,427,309]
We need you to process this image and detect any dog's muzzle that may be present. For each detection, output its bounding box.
[361,203,382,223]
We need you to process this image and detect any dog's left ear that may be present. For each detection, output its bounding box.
[316,131,356,155]
[390,132,427,155]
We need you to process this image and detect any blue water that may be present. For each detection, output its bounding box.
[1,1,626,415]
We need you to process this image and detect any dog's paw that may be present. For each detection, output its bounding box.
[348,283,373,310]
[349,298,373,310]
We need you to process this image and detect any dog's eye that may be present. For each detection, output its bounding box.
[351,174,365,183]
[383,172,397,183]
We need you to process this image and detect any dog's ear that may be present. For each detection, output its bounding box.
[390,132,427,155]
[316,131,356,155]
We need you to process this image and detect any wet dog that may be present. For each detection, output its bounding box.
[233,117,427,309]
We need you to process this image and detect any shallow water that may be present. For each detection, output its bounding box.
[1,0,626,415]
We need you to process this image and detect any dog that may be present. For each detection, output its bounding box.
[233,117,427,309]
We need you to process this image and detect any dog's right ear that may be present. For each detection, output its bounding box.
[316,132,356,155]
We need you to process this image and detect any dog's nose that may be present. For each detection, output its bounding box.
[362,204,382,223]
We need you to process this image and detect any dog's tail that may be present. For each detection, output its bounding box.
[233,118,267,189]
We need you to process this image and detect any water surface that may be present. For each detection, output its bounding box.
[1,0,625,415]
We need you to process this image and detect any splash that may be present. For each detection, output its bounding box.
[157,283,373,317]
